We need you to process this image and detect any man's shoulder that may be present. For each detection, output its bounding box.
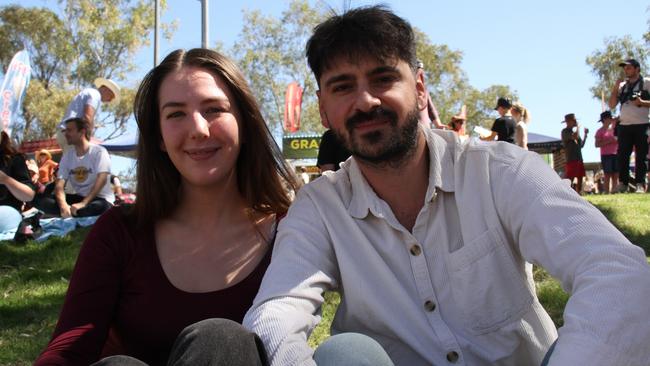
[88,143,109,154]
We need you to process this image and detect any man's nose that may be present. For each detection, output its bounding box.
[353,88,381,113]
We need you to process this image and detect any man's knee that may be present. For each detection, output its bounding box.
[313,333,394,366]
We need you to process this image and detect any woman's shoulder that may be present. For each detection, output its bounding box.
[91,205,139,242]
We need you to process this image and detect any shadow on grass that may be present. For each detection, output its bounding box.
[593,205,650,256]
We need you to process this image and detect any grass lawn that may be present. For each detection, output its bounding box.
[1,194,648,365]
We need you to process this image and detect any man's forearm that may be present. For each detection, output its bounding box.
[54,180,67,207]
[81,173,108,204]
[608,85,619,110]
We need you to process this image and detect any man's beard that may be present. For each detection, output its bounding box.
[334,105,420,168]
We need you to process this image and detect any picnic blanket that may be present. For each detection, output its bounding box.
[0,216,98,242]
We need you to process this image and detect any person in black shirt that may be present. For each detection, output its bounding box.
[481,97,516,143]
[0,131,35,231]
[317,129,351,172]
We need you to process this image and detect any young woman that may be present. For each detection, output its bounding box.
[0,131,35,232]
[35,48,300,366]
[511,102,531,150]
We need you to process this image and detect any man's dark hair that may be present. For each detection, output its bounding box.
[64,117,90,140]
[306,5,417,86]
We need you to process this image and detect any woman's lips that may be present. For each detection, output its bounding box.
[185,147,219,160]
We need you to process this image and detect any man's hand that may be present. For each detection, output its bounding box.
[614,79,625,90]
[70,202,87,216]
[60,203,72,218]
[0,170,7,185]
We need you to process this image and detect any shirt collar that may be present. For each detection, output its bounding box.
[345,127,457,219]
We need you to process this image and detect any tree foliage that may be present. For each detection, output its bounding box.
[585,35,649,106]
[230,1,515,135]
[0,1,174,141]
[232,0,325,134]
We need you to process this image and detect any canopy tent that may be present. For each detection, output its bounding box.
[527,132,562,154]
[18,132,138,157]
[100,132,138,157]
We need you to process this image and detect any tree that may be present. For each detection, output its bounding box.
[0,6,73,89]
[232,0,325,134]
[585,35,648,108]
[231,1,515,135]
[0,1,174,141]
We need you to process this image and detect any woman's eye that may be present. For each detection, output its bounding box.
[206,107,225,114]
[166,111,184,119]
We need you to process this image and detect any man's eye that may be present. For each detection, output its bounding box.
[331,84,352,93]
[375,75,397,84]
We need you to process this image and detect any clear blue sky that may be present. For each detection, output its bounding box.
[10,0,650,174]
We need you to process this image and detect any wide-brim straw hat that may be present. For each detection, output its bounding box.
[36,149,52,161]
[94,77,121,104]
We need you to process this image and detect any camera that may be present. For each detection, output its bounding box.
[631,91,643,100]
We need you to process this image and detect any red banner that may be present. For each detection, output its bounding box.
[284,82,303,133]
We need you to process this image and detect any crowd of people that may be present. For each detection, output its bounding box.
[0,5,649,366]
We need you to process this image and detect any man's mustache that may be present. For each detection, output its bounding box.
[345,107,398,130]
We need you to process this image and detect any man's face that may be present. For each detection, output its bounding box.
[316,56,426,165]
[623,64,640,79]
[565,118,577,128]
[63,122,84,146]
[99,86,115,103]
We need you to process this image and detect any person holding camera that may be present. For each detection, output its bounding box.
[608,58,650,193]
[561,113,588,194]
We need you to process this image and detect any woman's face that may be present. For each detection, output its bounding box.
[511,109,521,120]
[158,66,243,189]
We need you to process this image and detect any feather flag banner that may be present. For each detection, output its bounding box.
[0,50,31,136]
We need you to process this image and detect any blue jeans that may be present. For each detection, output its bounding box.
[0,205,22,232]
[313,333,555,366]
[92,319,267,366]
[313,333,394,366]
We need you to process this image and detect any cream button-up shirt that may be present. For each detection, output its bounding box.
[244,129,650,366]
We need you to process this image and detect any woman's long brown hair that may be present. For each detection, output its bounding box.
[131,48,300,227]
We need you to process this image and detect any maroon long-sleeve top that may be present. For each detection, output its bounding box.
[35,207,272,366]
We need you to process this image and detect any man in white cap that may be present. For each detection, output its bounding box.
[55,78,120,149]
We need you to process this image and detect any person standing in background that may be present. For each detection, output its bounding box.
[561,113,589,194]
[511,102,531,149]
[480,97,516,143]
[55,78,121,150]
[608,58,650,193]
[317,129,351,173]
[594,111,619,194]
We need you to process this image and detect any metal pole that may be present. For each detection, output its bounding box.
[154,0,159,66]
[200,0,209,48]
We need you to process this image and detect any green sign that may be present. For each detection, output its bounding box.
[283,135,321,159]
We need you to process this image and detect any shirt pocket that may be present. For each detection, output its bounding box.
[447,227,533,335]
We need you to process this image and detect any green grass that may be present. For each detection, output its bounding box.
[0,194,648,364]
[0,227,91,366]
[585,194,650,255]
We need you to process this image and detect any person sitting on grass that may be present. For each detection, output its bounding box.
[243,6,650,366]
[0,131,35,232]
[35,48,300,366]
[33,117,114,217]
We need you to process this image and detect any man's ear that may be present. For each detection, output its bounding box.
[415,68,427,111]
[317,90,330,129]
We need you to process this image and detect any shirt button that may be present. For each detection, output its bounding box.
[409,244,422,256]
[446,351,459,363]
[424,300,436,312]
